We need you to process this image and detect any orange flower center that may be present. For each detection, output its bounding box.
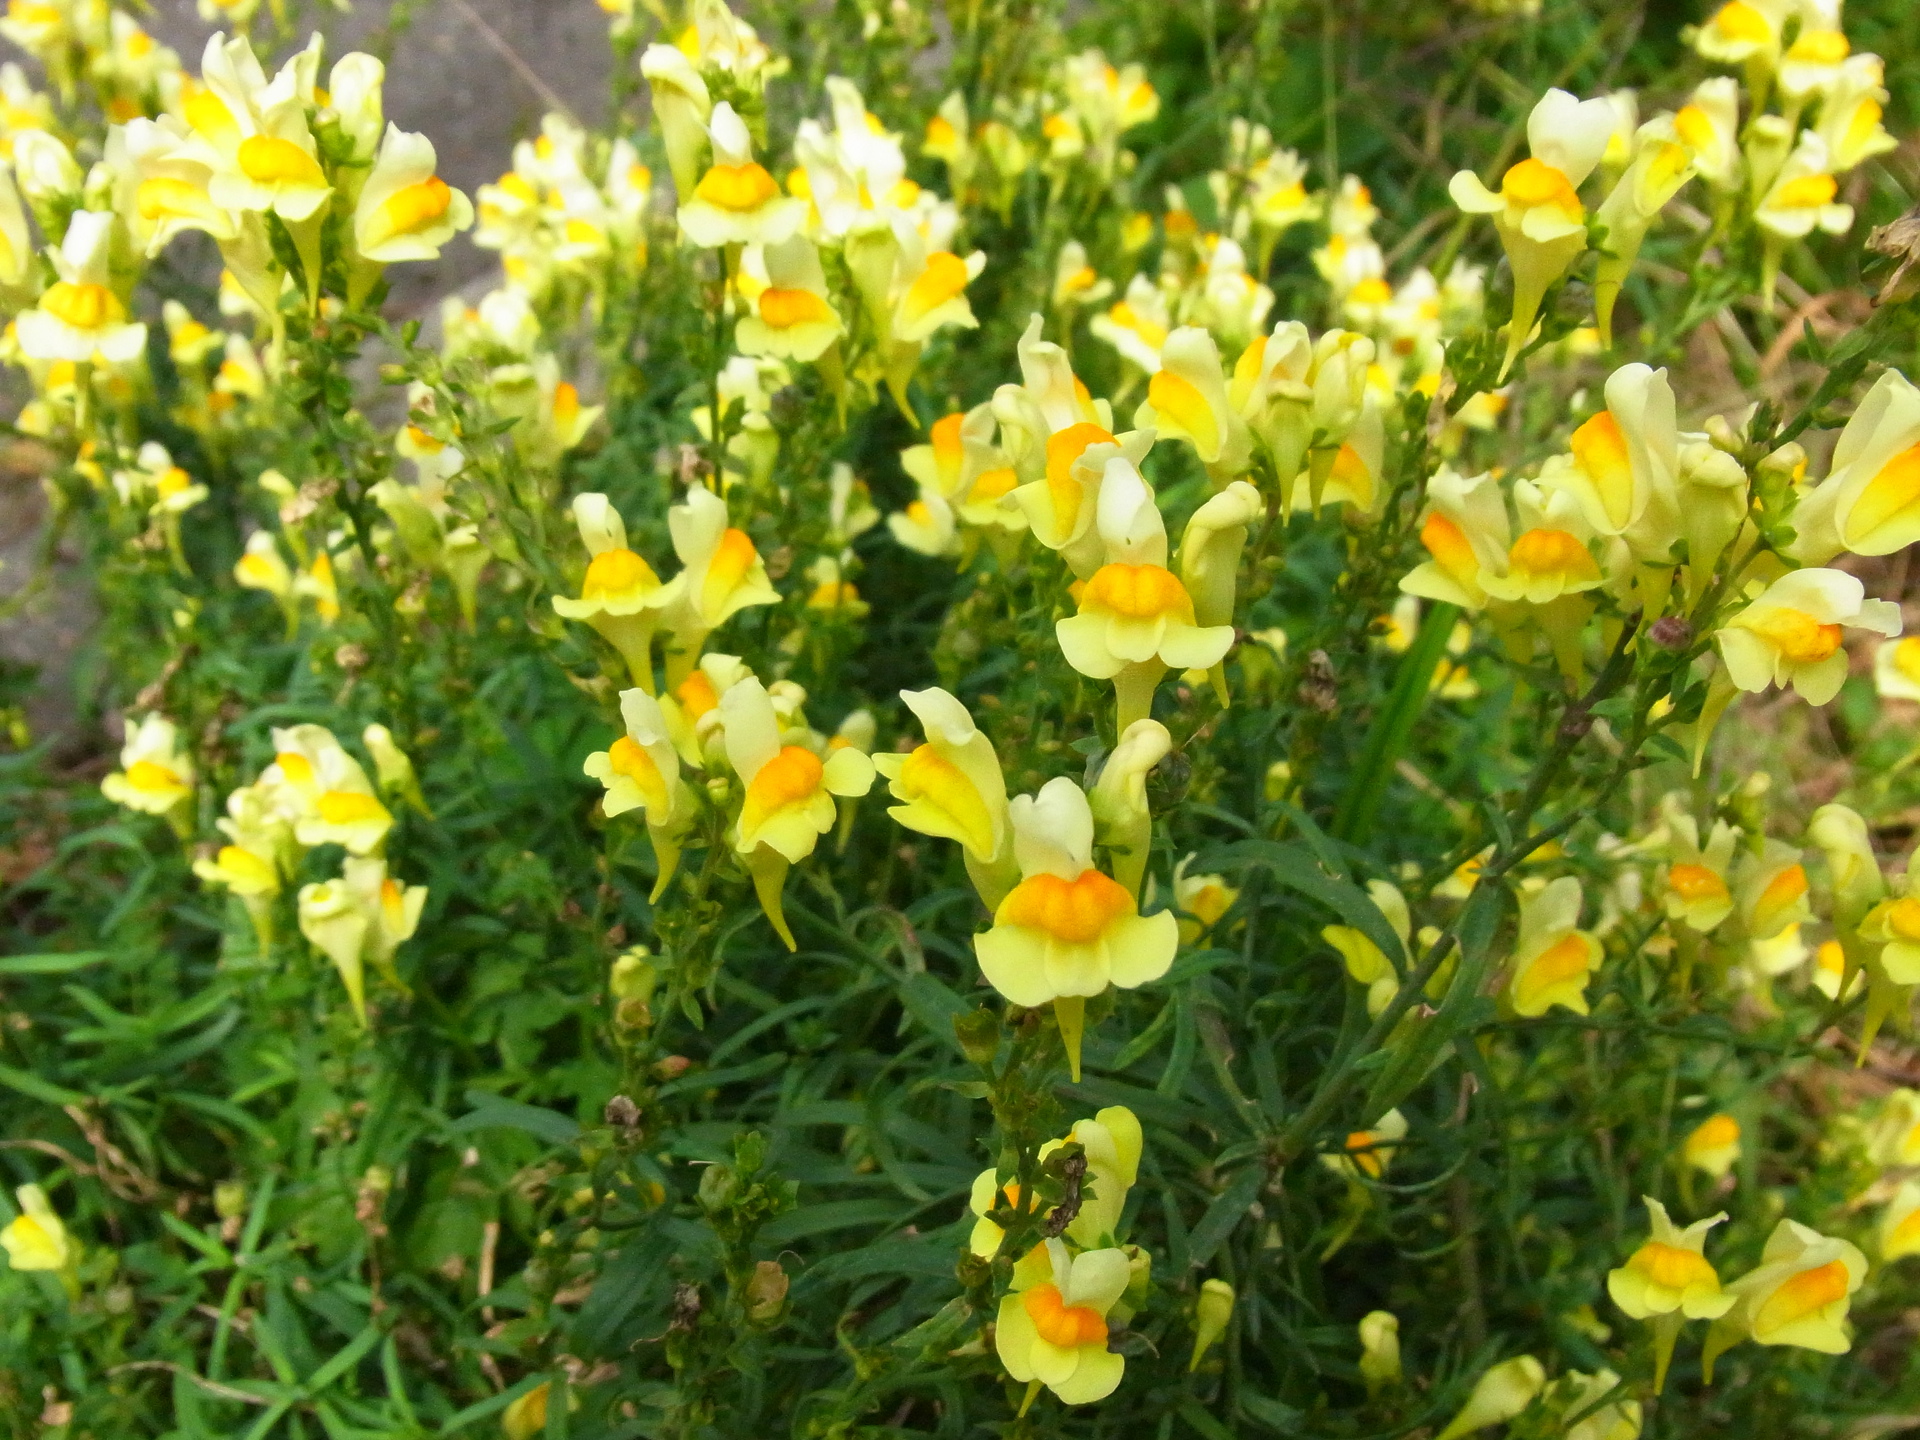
[702,528,760,615]
[1746,608,1842,664]
[1628,1241,1718,1290]
[125,759,184,793]
[367,176,453,247]
[903,251,971,317]
[998,869,1134,944]
[1043,422,1117,531]
[1753,1260,1850,1337]
[1710,0,1773,43]
[694,162,780,211]
[1689,1113,1741,1152]
[1667,863,1729,904]
[758,287,834,329]
[1079,563,1192,621]
[676,671,719,720]
[237,134,327,188]
[607,736,669,812]
[40,282,121,331]
[741,745,825,834]
[1021,1282,1108,1349]
[1500,157,1581,216]
[1507,528,1599,583]
[1422,511,1480,587]
[1774,173,1838,209]
[582,547,660,601]
[317,791,388,825]
[1847,442,1920,542]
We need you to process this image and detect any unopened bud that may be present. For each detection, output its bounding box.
[1703,413,1744,455]
[1358,1310,1401,1391]
[501,1382,551,1440]
[746,1259,790,1323]
[1434,1356,1546,1440]
[1647,616,1692,651]
[1189,1278,1236,1371]
[654,1054,691,1079]
[610,948,658,1003]
[953,1008,1001,1066]
[214,1181,247,1221]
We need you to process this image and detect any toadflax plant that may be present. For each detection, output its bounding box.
[1,0,1919,1435]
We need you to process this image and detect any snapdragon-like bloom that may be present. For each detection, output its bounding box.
[1433,1356,1546,1440]
[1861,866,1920,985]
[1133,326,1250,475]
[1504,877,1601,1017]
[664,484,781,685]
[736,234,842,361]
[996,1238,1132,1406]
[968,1106,1141,1257]
[974,778,1176,1078]
[101,712,195,818]
[260,723,393,856]
[1704,1219,1867,1378]
[353,124,474,265]
[585,688,698,901]
[678,103,804,248]
[1055,458,1236,731]
[1450,88,1616,379]
[1717,569,1901,706]
[551,493,683,692]
[1790,369,1920,564]
[1608,1196,1736,1391]
[0,1184,73,1275]
[873,686,1016,907]
[16,209,146,366]
[1683,1113,1742,1179]
[1659,798,1739,933]
[722,676,874,949]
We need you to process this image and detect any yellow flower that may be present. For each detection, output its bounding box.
[1789,369,1920,564]
[1658,800,1739,933]
[664,484,781,685]
[1691,0,1792,69]
[298,875,372,1022]
[1505,877,1601,1017]
[1132,325,1251,475]
[584,688,696,901]
[1682,1113,1742,1179]
[678,103,804,248]
[354,125,474,264]
[1173,855,1238,944]
[1673,79,1740,191]
[1090,275,1174,374]
[1866,1089,1920,1167]
[551,492,683,692]
[0,1183,72,1274]
[16,210,147,366]
[1875,637,1920,701]
[873,686,1016,906]
[101,712,194,817]
[1321,1107,1408,1182]
[1538,363,1680,558]
[891,244,985,344]
[1813,938,1862,1001]
[1358,1311,1401,1392]
[1878,1180,1920,1263]
[1861,867,1920,985]
[736,235,843,362]
[1609,1197,1734,1321]
[995,1238,1132,1407]
[1703,1219,1867,1377]
[640,42,712,196]
[1816,56,1897,173]
[1448,88,1616,379]
[967,1106,1142,1257]
[1718,569,1901,707]
[973,778,1176,1077]
[1433,1356,1545,1440]
[723,676,874,949]
[1054,457,1235,730]
[1322,880,1412,1019]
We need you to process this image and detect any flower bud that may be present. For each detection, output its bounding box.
[1358,1310,1401,1391]
[610,947,658,1003]
[1189,1278,1236,1371]
[952,1008,1001,1067]
[214,1182,248,1221]
[1434,1355,1545,1440]
[501,1382,551,1440]
[746,1259,790,1323]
